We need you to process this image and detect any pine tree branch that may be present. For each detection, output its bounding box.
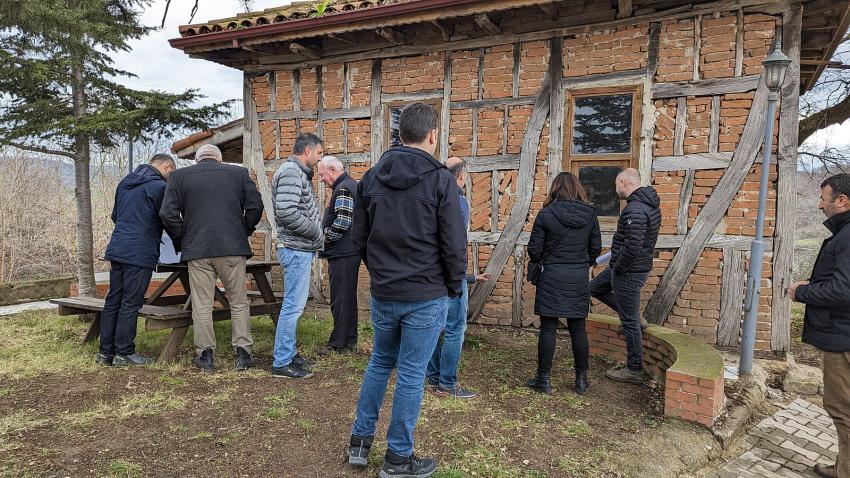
[2,141,77,160]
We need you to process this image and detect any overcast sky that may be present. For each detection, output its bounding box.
[112,0,849,149]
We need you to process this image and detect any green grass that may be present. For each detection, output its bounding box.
[65,391,186,427]
[296,418,316,431]
[108,459,141,478]
[259,389,297,420]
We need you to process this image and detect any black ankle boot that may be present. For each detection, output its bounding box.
[575,370,589,395]
[194,348,214,373]
[526,371,551,394]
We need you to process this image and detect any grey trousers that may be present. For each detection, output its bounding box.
[188,256,253,354]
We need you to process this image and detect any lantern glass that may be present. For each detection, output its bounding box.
[763,48,791,92]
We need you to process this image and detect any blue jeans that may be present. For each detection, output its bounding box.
[272,248,314,368]
[590,267,649,371]
[426,282,468,390]
[352,295,448,457]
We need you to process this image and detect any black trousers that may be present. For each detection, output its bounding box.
[590,267,648,371]
[327,254,361,349]
[537,316,589,374]
[99,262,153,357]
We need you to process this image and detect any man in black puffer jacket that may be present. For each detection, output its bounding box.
[789,174,850,478]
[590,168,661,384]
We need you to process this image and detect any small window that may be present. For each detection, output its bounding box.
[563,86,642,229]
[389,107,403,148]
[383,100,442,156]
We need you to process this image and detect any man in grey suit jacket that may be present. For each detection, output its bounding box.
[271,132,324,379]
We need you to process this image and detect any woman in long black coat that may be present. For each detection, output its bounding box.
[526,172,601,395]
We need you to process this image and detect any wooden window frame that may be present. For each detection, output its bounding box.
[562,85,643,231]
[383,99,443,157]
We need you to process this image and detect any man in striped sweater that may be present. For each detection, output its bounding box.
[317,155,361,354]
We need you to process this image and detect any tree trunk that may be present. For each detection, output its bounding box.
[71,60,96,298]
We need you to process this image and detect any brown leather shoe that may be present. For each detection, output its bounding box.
[814,463,837,478]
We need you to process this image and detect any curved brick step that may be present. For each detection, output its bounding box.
[587,314,725,428]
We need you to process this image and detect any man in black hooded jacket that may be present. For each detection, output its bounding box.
[590,168,661,384]
[345,103,467,478]
[789,173,850,478]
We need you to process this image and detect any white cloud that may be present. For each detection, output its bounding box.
[112,0,290,114]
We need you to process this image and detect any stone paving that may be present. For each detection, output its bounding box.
[706,398,839,478]
[0,300,55,317]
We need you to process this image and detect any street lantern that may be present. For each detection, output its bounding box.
[739,27,791,376]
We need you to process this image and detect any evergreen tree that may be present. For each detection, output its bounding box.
[0,1,230,296]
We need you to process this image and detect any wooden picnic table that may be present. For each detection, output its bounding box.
[50,260,282,363]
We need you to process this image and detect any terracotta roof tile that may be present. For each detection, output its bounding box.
[178,0,417,37]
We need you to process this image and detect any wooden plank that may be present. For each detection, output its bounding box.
[652,152,733,171]
[370,59,383,165]
[257,106,370,121]
[441,50,452,163]
[312,66,326,304]
[772,6,801,352]
[639,22,661,185]
[548,37,564,183]
[158,326,189,363]
[450,96,537,110]
[144,303,282,331]
[735,8,744,77]
[512,42,521,98]
[718,249,746,346]
[673,96,687,156]
[511,245,525,327]
[468,37,554,321]
[644,73,771,325]
[471,242,480,276]
[652,75,759,98]
[51,297,193,320]
[678,169,695,235]
[475,13,502,35]
[269,72,280,162]
[563,69,646,89]
[618,0,633,18]
[381,90,443,103]
[491,172,500,232]
[243,74,279,252]
[81,313,101,343]
[709,95,721,154]
[693,15,702,82]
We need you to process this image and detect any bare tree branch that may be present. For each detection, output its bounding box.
[2,141,78,160]
[800,93,850,144]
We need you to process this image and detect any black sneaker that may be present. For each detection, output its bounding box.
[194,348,214,373]
[379,451,436,478]
[425,378,439,392]
[434,385,477,399]
[235,347,253,371]
[347,435,373,467]
[113,353,154,366]
[95,353,113,366]
[292,353,315,369]
[271,362,313,379]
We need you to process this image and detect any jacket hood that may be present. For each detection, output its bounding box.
[547,199,596,228]
[824,210,850,234]
[627,186,661,209]
[123,164,164,188]
[374,146,443,190]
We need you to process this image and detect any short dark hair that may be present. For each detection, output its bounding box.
[150,154,175,166]
[447,159,466,180]
[293,133,323,155]
[399,103,438,144]
[821,173,850,201]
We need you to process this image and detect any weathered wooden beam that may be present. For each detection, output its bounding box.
[693,15,702,81]
[466,231,771,251]
[639,22,661,184]
[265,152,371,171]
[491,172,500,232]
[430,20,452,42]
[327,33,357,45]
[475,13,502,35]
[718,249,746,346]
[512,245,525,327]
[548,37,564,183]
[709,95,721,153]
[677,170,695,235]
[512,43,521,98]
[381,90,443,103]
[243,74,277,261]
[645,73,771,325]
[538,2,558,20]
[673,97,687,156]
[652,75,760,98]
[772,6,801,352]
[652,152,733,171]
[617,0,633,19]
[563,69,646,89]
[451,96,537,110]
[468,37,554,322]
[257,106,371,121]
[376,27,407,45]
[735,9,744,77]
[289,42,319,60]
[370,59,383,165]
[440,50,451,163]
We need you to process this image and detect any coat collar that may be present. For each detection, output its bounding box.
[824,210,850,234]
[287,156,314,179]
[331,172,351,189]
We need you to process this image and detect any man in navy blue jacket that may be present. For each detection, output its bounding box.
[97,154,175,367]
[346,103,467,477]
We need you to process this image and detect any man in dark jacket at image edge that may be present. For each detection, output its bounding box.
[97,154,176,367]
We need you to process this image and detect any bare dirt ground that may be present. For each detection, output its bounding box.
[0,305,714,478]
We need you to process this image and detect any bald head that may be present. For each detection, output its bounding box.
[616,168,641,199]
[446,156,466,188]
[195,144,222,163]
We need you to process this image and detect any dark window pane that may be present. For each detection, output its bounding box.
[390,108,403,148]
[578,166,621,216]
[571,94,633,154]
